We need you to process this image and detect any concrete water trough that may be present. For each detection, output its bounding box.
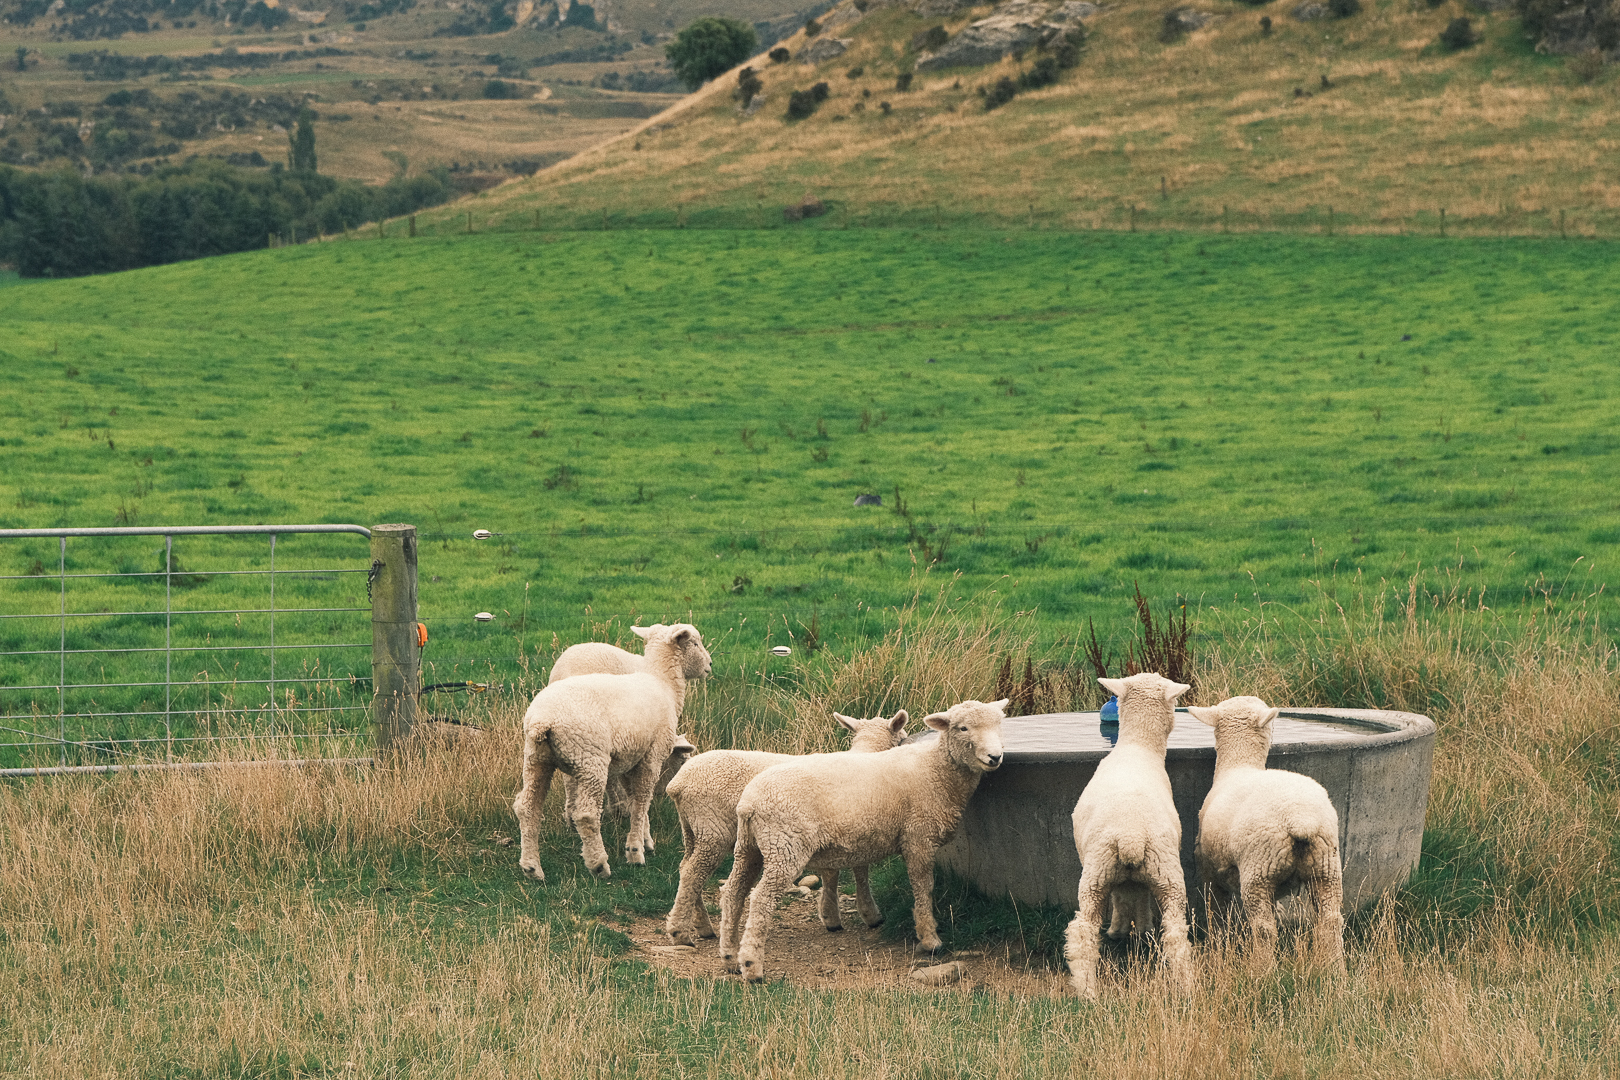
[929,708,1436,914]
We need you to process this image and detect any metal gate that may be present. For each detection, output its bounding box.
[0,524,378,775]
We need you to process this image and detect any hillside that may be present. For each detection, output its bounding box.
[420,0,1620,235]
[0,0,827,183]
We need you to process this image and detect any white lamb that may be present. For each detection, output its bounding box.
[512,623,706,882]
[548,623,713,818]
[550,624,714,684]
[1065,672,1195,999]
[662,710,910,946]
[1188,695,1345,973]
[721,698,1007,983]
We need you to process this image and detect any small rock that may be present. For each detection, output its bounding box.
[797,37,852,65]
[798,875,821,889]
[1292,1,1327,19]
[852,493,882,506]
[792,885,815,899]
[910,961,966,986]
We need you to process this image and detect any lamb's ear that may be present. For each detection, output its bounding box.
[833,712,857,733]
[1186,706,1217,728]
[986,698,1010,714]
[1163,680,1192,705]
[630,625,652,640]
[1098,677,1125,698]
[1261,707,1282,728]
[923,711,951,731]
[672,734,697,757]
[673,627,694,645]
[889,709,910,734]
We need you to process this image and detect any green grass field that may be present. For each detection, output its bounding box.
[2,229,1620,1075]
[1,227,1617,760]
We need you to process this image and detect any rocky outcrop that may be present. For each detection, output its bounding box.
[797,36,853,63]
[1162,7,1213,33]
[915,0,1078,70]
[1291,1,1327,19]
[911,0,978,14]
[1521,0,1620,56]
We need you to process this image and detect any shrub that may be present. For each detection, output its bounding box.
[665,17,758,90]
[769,46,791,63]
[1053,27,1085,68]
[786,88,818,119]
[912,25,949,52]
[1569,48,1606,82]
[1328,0,1360,17]
[810,81,830,102]
[1159,9,1187,42]
[846,66,864,78]
[736,66,763,103]
[1260,14,1272,33]
[983,76,1018,110]
[1439,16,1476,49]
[482,78,517,99]
[804,17,821,36]
[896,72,914,90]
[1018,54,1061,90]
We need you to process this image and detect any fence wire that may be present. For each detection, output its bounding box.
[0,525,375,772]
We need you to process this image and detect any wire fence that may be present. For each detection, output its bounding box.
[0,525,376,774]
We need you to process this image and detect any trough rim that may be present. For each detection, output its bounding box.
[934,707,1437,765]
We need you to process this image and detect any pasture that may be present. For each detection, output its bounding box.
[0,229,1618,1074]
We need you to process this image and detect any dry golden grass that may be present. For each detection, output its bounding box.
[420,0,1620,236]
[1,577,1617,1074]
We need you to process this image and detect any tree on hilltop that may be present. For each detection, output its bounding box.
[288,106,317,174]
[665,17,757,91]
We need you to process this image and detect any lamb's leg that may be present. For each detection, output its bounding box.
[738,854,799,984]
[619,757,659,865]
[719,833,763,974]
[1064,861,1110,1000]
[903,841,943,953]
[817,868,844,931]
[568,763,613,879]
[1105,889,1130,940]
[852,865,884,928]
[667,825,728,945]
[512,730,554,883]
[1239,864,1280,976]
[604,775,632,823]
[1306,846,1346,972]
[1148,855,1195,996]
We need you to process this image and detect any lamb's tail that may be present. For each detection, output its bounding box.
[1289,830,1338,876]
[1113,834,1150,871]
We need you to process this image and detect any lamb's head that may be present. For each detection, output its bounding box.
[833,709,910,752]
[632,623,712,679]
[1099,673,1191,741]
[1188,695,1279,761]
[922,698,1007,772]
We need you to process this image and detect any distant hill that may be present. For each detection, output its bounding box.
[419,0,1620,236]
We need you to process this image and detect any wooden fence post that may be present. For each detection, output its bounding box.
[370,523,418,759]
[409,214,417,237]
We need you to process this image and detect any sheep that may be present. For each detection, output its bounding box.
[1065,672,1195,999]
[550,624,714,684]
[720,698,1007,983]
[1188,695,1344,973]
[663,710,910,946]
[512,623,701,882]
[548,624,713,822]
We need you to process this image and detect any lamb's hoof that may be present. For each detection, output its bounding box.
[697,926,718,940]
[644,838,656,854]
[518,860,545,883]
[863,915,885,929]
[625,848,646,866]
[822,923,845,933]
[721,954,740,975]
[668,927,693,946]
[587,859,612,880]
[741,960,765,984]
[915,937,943,954]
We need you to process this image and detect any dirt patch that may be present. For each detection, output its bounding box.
[622,884,1071,996]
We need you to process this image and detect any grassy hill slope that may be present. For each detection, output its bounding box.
[428,0,1620,234]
